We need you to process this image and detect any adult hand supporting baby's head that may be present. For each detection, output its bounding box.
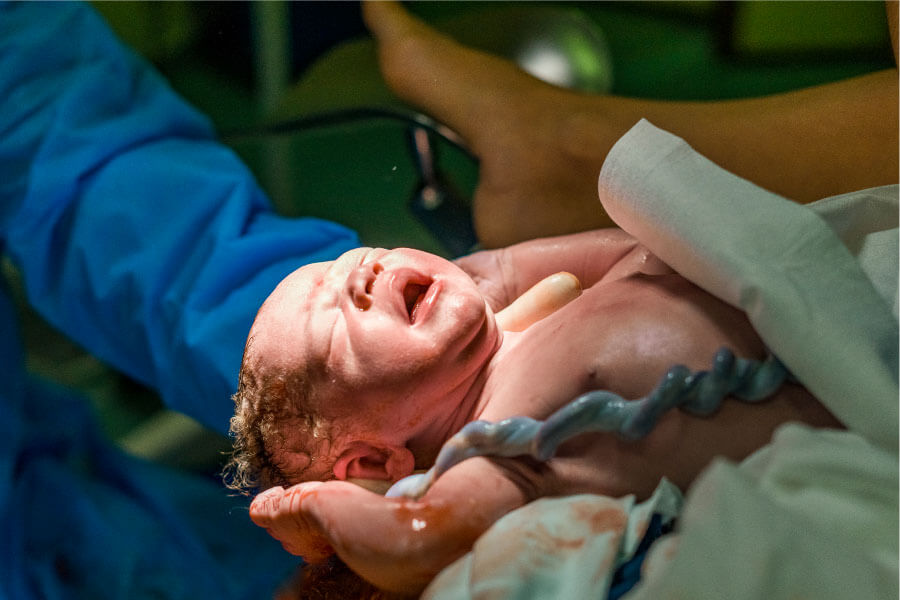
[249,456,532,595]
[250,483,335,562]
[249,481,446,593]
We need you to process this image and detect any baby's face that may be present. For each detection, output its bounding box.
[248,247,501,443]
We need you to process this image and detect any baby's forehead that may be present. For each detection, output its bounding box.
[262,250,360,310]
[244,266,330,373]
[246,248,383,380]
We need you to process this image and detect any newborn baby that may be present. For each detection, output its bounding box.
[228,229,839,595]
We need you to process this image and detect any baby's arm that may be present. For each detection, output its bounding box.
[250,456,530,595]
[455,228,669,311]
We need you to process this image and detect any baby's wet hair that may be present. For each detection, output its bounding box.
[223,345,334,494]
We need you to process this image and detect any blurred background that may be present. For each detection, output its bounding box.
[13,0,894,477]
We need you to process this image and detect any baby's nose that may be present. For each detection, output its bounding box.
[346,262,383,310]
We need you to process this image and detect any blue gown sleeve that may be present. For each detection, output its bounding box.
[0,1,360,433]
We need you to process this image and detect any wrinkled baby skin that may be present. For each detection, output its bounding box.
[247,233,840,595]
[245,247,502,482]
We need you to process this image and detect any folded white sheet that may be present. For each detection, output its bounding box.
[633,424,898,600]
[598,119,898,450]
[424,120,898,600]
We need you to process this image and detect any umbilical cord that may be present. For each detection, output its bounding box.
[386,348,792,499]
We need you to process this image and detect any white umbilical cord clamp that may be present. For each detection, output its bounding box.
[386,348,793,499]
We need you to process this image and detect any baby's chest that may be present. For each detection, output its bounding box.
[486,276,760,420]
[485,303,648,419]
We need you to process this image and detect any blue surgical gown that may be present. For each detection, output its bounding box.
[0,2,360,598]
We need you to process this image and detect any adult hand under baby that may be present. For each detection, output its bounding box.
[250,483,334,562]
[249,457,531,595]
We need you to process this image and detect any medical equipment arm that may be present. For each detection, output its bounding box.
[0,2,358,433]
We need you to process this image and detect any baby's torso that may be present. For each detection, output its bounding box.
[474,259,837,499]
[482,270,764,422]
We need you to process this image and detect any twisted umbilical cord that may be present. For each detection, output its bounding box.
[386,347,793,499]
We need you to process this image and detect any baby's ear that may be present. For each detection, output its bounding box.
[333,441,415,482]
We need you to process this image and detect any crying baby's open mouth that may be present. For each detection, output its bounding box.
[403,279,432,324]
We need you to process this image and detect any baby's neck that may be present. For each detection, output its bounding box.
[467,330,527,422]
[405,330,511,464]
